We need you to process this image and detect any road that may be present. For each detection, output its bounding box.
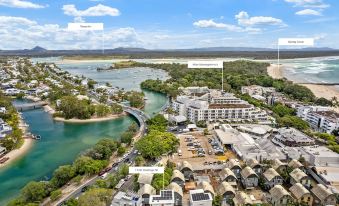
[55,148,139,206]
[45,65,153,205]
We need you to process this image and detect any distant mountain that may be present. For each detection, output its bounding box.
[30,46,47,52]
[0,46,338,59]
[113,47,149,52]
[299,47,334,51]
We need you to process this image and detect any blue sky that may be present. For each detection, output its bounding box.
[0,0,338,49]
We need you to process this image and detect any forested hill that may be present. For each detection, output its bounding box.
[1,47,339,59]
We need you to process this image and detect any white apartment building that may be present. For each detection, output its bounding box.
[306,111,339,134]
[172,88,269,124]
[241,85,276,96]
[297,105,330,120]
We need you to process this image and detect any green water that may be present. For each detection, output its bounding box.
[0,65,168,204]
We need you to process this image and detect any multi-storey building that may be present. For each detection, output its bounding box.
[305,111,339,134]
[297,105,330,120]
[172,87,269,124]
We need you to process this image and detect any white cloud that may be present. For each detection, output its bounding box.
[285,0,330,8]
[193,19,243,31]
[296,9,322,16]
[193,19,227,28]
[0,0,45,9]
[235,11,287,27]
[0,16,36,26]
[62,4,120,17]
[0,15,143,50]
[313,33,326,40]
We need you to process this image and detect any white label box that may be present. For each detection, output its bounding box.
[188,60,223,69]
[68,23,104,31]
[129,166,164,174]
[278,38,314,46]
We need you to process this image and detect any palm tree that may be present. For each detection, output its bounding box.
[331,96,339,107]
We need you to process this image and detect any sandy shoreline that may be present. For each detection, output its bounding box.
[267,64,284,79]
[0,138,34,168]
[53,113,126,123]
[267,64,339,111]
[0,115,36,168]
[57,59,116,64]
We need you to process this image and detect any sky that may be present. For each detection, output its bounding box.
[0,0,338,50]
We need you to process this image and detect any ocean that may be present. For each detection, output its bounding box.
[281,56,339,84]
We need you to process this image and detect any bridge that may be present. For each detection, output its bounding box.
[14,101,48,111]
[123,106,150,136]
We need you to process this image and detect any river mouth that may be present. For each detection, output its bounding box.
[0,61,169,205]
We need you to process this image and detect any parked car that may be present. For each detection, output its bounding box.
[187,147,196,151]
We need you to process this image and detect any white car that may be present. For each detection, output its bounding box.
[100,172,109,179]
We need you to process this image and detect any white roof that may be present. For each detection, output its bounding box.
[171,115,187,123]
[187,124,197,129]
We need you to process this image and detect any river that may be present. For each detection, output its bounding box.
[0,61,168,205]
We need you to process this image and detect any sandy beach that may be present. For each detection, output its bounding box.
[57,59,116,64]
[0,138,34,168]
[267,64,284,79]
[267,63,339,112]
[53,113,126,123]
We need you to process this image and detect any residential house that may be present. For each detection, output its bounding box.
[233,192,253,206]
[138,184,156,205]
[149,190,175,206]
[227,159,242,179]
[269,185,293,206]
[0,118,12,139]
[311,184,337,206]
[290,168,311,188]
[171,170,185,188]
[0,146,6,156]
[240,166,259,189]
[219,168,237,188]
[263,168,284,190]
[189,189,213,206]
[197,181,215,198]
[218,181,235,204]
[272,159,287,174]
[289,183,313,206]
[288,159,305,173]
[178,161,194,181]
[167,182,183,206]
[138,173,154,188]
[0,107,6,114]
[111,191,137,206]
[246,158,263,176]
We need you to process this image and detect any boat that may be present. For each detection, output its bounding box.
[0,157,10,164]
[32,134,41,140]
